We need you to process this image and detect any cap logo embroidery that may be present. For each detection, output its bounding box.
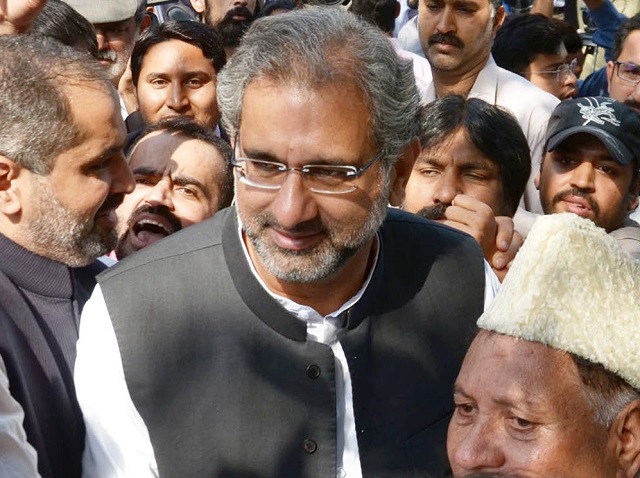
[577,99,621,127]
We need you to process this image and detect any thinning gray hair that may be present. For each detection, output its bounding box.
[217,6,421,170]
[574,356,640,429]
[0,34,114,175]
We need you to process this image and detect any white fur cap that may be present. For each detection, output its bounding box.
[478,213,640,390]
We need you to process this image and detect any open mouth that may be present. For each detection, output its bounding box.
[129,213,180,249]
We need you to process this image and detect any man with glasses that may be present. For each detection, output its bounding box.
[607,13,640,113]
[492,14,578,101]
[75,7,491,478]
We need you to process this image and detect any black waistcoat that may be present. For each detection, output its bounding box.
[101,207,485,478]
[0,233,101,478]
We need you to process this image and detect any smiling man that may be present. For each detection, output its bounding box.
[536,96,640,258]
[114,118,233,260]
[447,213,640,478]
[129,21,226,133]
[76,7,491,478]
[0,34,133,478]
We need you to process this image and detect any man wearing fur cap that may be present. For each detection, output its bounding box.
[447,212,640,478]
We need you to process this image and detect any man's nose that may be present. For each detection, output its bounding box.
[432,171,459,206]
[569,161,596,192]
[449,421,507,473]
[165,84,189,112]
[435,6,457,35]
[110,152,135,195]
[143,179,175,210]
[270,171,318,230]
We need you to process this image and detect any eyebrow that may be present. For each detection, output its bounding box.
[240,145,359,167]
[418,154,496,171]
[133,166,212,200]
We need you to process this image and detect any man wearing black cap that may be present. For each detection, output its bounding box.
[536,96,640,258]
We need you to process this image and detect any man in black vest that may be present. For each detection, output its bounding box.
[0,34,134,478]
[76,8,492,478]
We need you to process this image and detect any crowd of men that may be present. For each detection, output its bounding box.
[0,0,639,477]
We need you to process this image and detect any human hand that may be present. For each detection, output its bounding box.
[0,0,46,34]
[118,60,139,115]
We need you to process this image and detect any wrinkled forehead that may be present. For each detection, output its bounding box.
[129,131,222,174]
[458,331,581,402]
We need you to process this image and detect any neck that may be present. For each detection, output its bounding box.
[432,54,490,98]
[246,235,377,317]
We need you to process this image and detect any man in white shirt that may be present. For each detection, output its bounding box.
[76,8,495,478]
[417,0,559,235]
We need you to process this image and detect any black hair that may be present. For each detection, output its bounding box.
[612,13,640,61]
[493,13,567,76]
[258,0,299,17]
[131,20,226,87]
[30,0,99,57]
[348,0,398,34]
[419,96,531,217]
[126,116,234,208]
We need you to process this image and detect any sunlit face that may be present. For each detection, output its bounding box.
[536,133,639,233]
[192,0,257,25]
[136,40,220,129]
[21,84,134,266]
[115,130,227,259]
[525,45,577,100]
[607,30,640,113]
[447,330,616,477]
[418,0,503,75]
[191,0,257,47]
[235,80,391,284]
[94,18,139,83]
[404,128,505,218]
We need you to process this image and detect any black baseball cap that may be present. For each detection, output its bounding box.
[545,97,640,167]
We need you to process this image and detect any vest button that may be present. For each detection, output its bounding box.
[303,439,317,454]
[306,364,321,379]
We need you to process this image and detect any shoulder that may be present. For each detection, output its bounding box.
[382,208,483,254]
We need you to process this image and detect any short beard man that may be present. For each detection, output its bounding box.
[212,6,255,48]
[28,177,124,267]
[240,172,390,283]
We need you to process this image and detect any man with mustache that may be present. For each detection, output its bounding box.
[417,0,559,236]
[190,0,258,58]
[607,14,640,114]
[114,118,234,260]
[76,8,490,477]
[63,0,151,116]
[0,34,134,478]
[536,96,640,258]
[403,96,531,280]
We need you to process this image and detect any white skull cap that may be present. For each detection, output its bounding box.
[478,213,640,390]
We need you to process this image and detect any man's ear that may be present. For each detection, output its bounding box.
[190,0,206,14]
[627,174,640,212]
[139,12,152,33]
[0,155,23,216]
[607,60,615,88]
[493,5,506,32]
[388,138,419,207]
[611,399,640,478]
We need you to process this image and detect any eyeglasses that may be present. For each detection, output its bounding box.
[232,137,384,195]
[524,58,577,83]
[614,61,640,85]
